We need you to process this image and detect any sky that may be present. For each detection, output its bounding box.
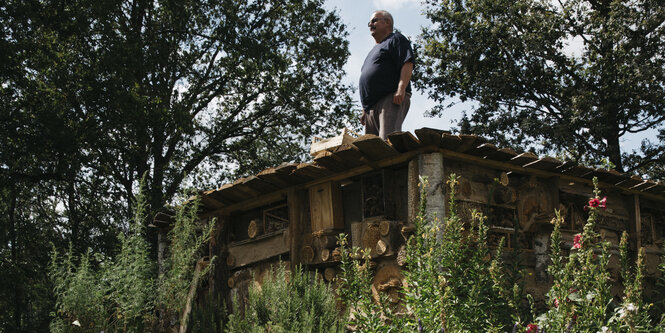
[322,0,654,153]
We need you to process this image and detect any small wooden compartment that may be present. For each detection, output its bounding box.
[309,181,344,232]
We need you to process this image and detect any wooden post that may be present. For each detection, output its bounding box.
[407,158,419,224]
[635,194,641,250]
[288,188,309,269]
[418,152,445,231]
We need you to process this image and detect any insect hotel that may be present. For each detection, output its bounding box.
[156,128,665,309]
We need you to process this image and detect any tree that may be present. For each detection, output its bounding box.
[1,0,354,330]
[416,0,665,175]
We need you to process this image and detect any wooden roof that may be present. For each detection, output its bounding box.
[199,128,665,213]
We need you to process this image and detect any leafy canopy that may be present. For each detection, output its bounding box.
[417,0,665,176]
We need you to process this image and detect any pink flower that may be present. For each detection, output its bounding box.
[554,298,560,308]
[599,197,607,209]
[526,323,538,333]
[573,234,582,249]
[588,198,600,208]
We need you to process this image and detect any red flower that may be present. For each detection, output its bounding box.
[526,323,538,333]
[573,234,582,249]
[588,198,600,208]
[599,196,607,209]
[554,298,559,308]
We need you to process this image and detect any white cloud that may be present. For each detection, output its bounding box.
[372,0,418,10]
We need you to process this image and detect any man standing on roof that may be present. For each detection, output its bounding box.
[359,10,414,140]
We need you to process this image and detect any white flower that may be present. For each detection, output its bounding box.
[625,303,637,312]
[72,320,81,327]
[597,326,611,333]
[618,308,627,319]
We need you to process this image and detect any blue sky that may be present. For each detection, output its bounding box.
[323,0,653,154]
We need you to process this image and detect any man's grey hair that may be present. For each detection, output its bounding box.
[373,10,394,30]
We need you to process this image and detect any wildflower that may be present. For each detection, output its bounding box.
[588,197,600,208]
[418,319,423,332]
[526,323,538,333]
[599,197,607,209]
[573,234,583,249]
[512,322,519,333]
[625,303,636,312]
[72,320,81,327]
[597,327,610,333]
[554,298,559,308]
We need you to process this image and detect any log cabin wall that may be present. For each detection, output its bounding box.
[189,128,665,308]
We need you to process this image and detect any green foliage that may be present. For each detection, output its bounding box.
[158,192,215,316]
[417,0,665,175]
[49,183,156,332]
[225,264,342,333]
[189,293,227,333]
[534,177,656,332]
[48,183,216,332]
[337,174,516,332]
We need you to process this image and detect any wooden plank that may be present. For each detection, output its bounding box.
[308,181,344,231]
[353,134,399,161]
[294,163,332,179]
[509,152,539,166]
[312,150,350,173]
[257,168,294,189]
[560,164,593,178]
[415,127,446,147]
[456,134,487,153]
[466,142,499,158]
[200,195,226,210]
[440,133,463,151]
[590,168,626,185]
[555,160,577,173]
[243,175,280,194]
[632,180,658,192]
[387,131,421,153]
[616,175,644,188]
[275,162,309,184]
[523,156,563,172]
[645,181,665,195]
[331,144,366,168]
[486,147,518,162]
[231,178,262,198]
[214,183,252,204]
[227,231,290,268]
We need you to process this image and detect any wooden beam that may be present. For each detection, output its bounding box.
[635,194,641,250]
[439,148,665,203]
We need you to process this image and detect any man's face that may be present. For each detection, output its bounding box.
[368,13,390,38]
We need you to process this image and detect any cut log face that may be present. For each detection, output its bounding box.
[302,246,315,263]
[226,254,236,267]
[324,267,337,281]
[247,219,260,239]
[379,220,392,236]
[375,239,389,256]
[316,235,339,249]
[396,245,407,266]
[320,248,331,262]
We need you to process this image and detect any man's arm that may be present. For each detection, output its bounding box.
[393,61,413,105]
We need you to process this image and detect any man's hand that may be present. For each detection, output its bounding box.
[393,88,406,105]
[360,110,367,126]
[393,61,414,105]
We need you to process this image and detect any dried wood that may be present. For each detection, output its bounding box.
[387,131,421,152]
[396,245,407,267]
[375,239,389,256]
[226,254,236,267]
[509,152,539,166]
[320,248,331,262]
[324,267,337,282]
[247,219,260,239]
[302,246,315,263]
[379,220,392,237]
[353,134,399,161]
[415,127,446,147]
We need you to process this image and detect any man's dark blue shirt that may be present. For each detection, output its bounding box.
[359,32,414,111]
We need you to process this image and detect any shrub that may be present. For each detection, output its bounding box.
[225,264,343,333]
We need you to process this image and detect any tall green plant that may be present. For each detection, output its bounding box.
[225,264,342,332]
[158,192,215,317]
[49,181,155,332]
